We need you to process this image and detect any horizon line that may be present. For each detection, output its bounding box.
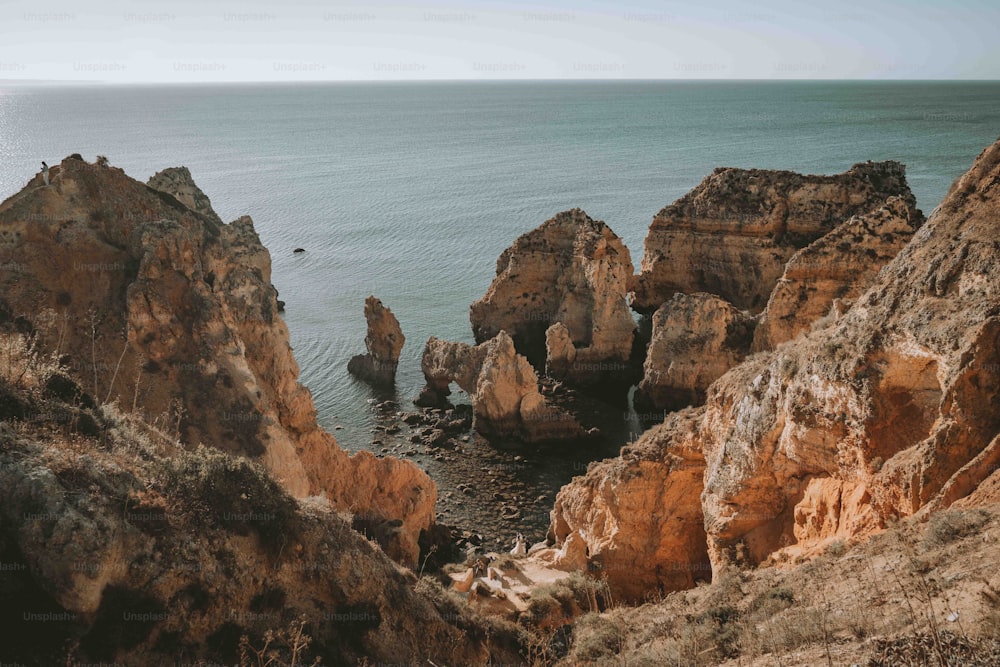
[3,77,999,86]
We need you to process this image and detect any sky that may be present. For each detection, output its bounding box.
[1,0,998,83]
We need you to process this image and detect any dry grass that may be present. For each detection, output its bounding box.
[0,331,63,390]
[559,506,1000,667]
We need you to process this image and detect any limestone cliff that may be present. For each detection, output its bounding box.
[753,195,924,351]
[631,161,916,313]
[547,409,710,600]
[418,331,586,442]
[469,209,637,398]
[635,292,756,414]
[550,139,1000,600]
[0,156,434,565]
[347,295,405,386]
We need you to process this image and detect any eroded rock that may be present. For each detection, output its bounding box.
[147,166,223,224]
[635,292,756,413]
[753,195,923,351]
[0,157,435,566]
[470,209,636,399]
[631,161,916,313]
[419,331,585,442]
[347,296,405,386]
[547,409,710,600]
[549,141,1000,599]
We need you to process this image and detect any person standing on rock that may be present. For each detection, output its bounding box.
[510,533,527,557]
[41,161,49,186]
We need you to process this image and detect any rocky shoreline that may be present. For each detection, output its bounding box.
[2,139,999,664]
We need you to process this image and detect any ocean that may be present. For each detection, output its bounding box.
[2,80,998,544]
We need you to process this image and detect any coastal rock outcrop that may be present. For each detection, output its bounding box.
[753,195,924,351]
[419,331,586,441]
[631,161,916,313]
[549,139,1000,599]
[469,209,636,398]
[0,378,519,666]
[635,292,756,414]
[147,165,223,224]
[0,156,434,565]
[347,295,405,386]
[547,409,710,600]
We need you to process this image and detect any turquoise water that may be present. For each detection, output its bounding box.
[2,81,998,540]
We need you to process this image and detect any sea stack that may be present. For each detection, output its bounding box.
[347,295,405,386]
[469,208,637,402]
[417,331,586,442]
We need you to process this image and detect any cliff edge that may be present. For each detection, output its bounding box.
[0,156,435,565]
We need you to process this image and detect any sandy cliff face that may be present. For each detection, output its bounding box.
[635,292,756,414]
[551,139,1000,599]
[0,157,434,565]
[470,209,636,398]
[753,195,924,351]
[631,161,916,314]
[548,409,710,600]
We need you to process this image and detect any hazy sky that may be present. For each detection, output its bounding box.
[1,0,997,82]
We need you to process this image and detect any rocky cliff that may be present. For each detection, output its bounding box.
[0,156,434,565]
[630,161,916,313]
[753,195,924,351]
[418,331,586,442]
[347,295,405,386]
[470,209,637,399]
[635,292,756,414]
[551,138,1000,600]
[547,409,710,601]
[0,371,522,665]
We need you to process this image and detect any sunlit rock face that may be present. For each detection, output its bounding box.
[0,156,437,566]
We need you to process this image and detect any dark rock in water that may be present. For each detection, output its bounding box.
[414,386,450,409]
[293,247,306,253]
[423,429,449,447]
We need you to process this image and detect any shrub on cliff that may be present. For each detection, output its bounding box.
[159,446,300,554]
